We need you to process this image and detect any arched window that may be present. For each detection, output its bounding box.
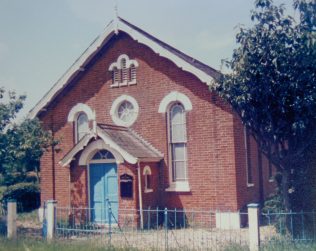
[143,166,153,193]
[76,112,89,142]
[169,103,187,182]
[92,150,115,161]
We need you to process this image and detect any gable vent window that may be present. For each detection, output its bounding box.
[130,64,136,84]
[109,54,139,87]
[121,58,128,85]
[112,67,119,85]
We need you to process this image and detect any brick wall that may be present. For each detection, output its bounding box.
[39,32,275,211]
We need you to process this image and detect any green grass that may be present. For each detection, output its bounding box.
[0,238,138,251]
[0,238,315,251]
[261,240,316,251]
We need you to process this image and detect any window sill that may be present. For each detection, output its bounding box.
[144,188,153,193]
[247,183,254,188]
[165,182,190,192]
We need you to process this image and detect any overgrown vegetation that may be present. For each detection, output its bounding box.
[214,0,316,211]
[0,87,56,211]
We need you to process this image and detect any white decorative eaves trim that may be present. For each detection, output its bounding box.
[59,132,95,167]
[158,91,193,113]
[67,103,96,122]
[108,54,139,71]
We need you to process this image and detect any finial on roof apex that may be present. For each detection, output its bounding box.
[114,0,119,34]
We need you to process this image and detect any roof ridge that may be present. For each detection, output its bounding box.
[97,123,128,131]
[128,128,164,158]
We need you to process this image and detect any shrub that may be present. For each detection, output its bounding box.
[1,183,40,212]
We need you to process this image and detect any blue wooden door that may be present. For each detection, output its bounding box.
[89,163,118,223]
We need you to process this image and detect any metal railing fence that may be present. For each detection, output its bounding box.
[260,210,316,244]
[55,206,249,250]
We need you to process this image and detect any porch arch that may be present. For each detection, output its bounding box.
[79,139,124,166]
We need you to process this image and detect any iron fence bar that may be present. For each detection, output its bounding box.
[164,208,168,251]
[301,210,305,240]
[313,210,316,241]
[290,210,294,240]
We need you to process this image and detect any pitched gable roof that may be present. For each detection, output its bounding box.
[28,17,220,119]
[59,124,163,167]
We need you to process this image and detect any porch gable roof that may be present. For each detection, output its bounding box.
[59,124,163,167]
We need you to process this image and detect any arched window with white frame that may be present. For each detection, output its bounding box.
[76,112,89,142]
[169,102,188,182]
[143,166,153,193]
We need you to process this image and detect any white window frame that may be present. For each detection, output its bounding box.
[143,166,153,193]
[76,112,89,143]
[165,102,190,192]
[67,103,95,143]
[110,95,139,127]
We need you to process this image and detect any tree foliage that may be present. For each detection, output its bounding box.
[0,87,55,185]
[213,0,316,210]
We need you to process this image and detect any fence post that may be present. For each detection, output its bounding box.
[108,201,112,246]
[7,200,17,239]
[248,203,260,251]
[46,200,57,241]
[164,208,168,251]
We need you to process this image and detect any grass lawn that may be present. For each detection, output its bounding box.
[0,238,316,251]
[0,238,138,251]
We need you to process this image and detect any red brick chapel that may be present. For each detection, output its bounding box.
[28,17,275,227]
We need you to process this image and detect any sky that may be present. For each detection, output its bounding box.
[0,0,294,119]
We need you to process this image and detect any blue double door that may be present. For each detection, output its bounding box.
[89,163,118,223]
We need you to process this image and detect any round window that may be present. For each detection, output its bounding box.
[110,95,139,127]
[117,101,135,123]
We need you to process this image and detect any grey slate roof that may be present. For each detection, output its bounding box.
[97,124,163,160]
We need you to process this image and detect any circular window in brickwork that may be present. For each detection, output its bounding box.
[110,95,139,127]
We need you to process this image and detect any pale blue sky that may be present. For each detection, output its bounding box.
[0,0,293,118]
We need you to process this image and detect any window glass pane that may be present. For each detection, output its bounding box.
[171,104,184,124]
[92,150,115,160]
[171,124,186,142]
[118,101,135,123]
[172,143,186,161]
[77,113,89,141]
[173,161,186,181]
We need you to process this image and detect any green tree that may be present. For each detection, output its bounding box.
[213,0,316,211]
[0,87,54,185]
